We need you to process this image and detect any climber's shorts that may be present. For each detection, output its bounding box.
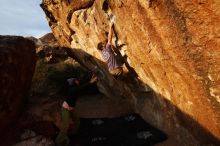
[110,67,123,77]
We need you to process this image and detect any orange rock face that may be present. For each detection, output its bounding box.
[0,36,36,134]
[41,0,220,145]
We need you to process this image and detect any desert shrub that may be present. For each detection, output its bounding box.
[31,59,87,98]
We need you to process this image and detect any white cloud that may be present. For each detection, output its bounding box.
[0,0,51,38]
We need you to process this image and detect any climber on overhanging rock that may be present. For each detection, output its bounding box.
[55,72,99,146]
[97,20,123,78]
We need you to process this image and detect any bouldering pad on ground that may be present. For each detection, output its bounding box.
[77,113,167,146]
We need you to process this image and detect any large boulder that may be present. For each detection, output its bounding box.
[0,36,36,134]
[41,0,220,145]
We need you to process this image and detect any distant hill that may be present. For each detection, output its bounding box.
[26,33,59,47]
[26,36,43,47]
[39,32,58,46]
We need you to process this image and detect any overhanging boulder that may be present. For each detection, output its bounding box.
[41,0,220,145]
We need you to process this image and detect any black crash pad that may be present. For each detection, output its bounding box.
[77,114,167,146]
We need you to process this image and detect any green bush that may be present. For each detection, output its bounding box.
[31,59,87,98]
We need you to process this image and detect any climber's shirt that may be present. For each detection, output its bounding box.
[101,43,121,71]
[63,79,99,107]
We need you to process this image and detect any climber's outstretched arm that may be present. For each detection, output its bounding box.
[108,22,113,45]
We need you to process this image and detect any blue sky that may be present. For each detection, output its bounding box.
[0,0,51,38]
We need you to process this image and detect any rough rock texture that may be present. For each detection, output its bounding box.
[0,36,36,134]
[41,0,220,145]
